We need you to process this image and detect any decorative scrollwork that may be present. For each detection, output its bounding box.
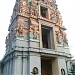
[55,27,68,46]
[31,67,38,74]
[61,68,65,75]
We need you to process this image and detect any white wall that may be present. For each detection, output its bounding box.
[30,52,41,75]
[57,57,67,75]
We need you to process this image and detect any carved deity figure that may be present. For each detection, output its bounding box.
[55,28,63,44]
[56,13,63,26]
[55,27,68,46]
[50,10,57,23]
[30,19,39,39]
[15,26,24,36]
[15,18,25,36]
[31,0,39,17]
[20,0,28,15]
[33,24,39,39]
[50,11,63,26]
[63,32,68,46]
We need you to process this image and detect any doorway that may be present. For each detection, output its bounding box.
[41,26,54,49]
[41,58,52,75]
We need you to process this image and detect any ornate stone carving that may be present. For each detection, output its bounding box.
[31,1,39,17]
[20,0,28,15]
[61,68,65,75]
[15,26,24,36]
[55,27,59,43]
[57,15,63,26]
[50,9,63,26]
[13,18,25,36]
[55,27,68,46]
[5,31,15,47]
[47,0,57,9]
[30,20,39,39]
[20,0,39,17]
[5,34,9,45]
[31,67,38,74]
[50,10,58,23]
[63,32,68,46]
[55,28,63,44]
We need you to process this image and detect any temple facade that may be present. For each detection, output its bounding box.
[0,0,72,75]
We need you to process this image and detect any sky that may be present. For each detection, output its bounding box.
[0,0,75,60]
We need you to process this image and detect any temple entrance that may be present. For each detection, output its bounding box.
[41,58,52,75]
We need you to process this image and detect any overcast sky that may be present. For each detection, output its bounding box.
[0,0,75,60]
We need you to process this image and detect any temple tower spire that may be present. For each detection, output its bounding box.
[1,0,72,75]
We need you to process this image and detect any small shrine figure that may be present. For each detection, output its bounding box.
[63,32,68,46]
[33,25,39,39]
[20,0,28,15]
[30,20,39,39]
[58,34,63,44]
[55,28,59,43]
[16,26,24,36]
[55,28,63,44]
[56,14,63,26]
[50,10,57,23]
[14,18,25,36]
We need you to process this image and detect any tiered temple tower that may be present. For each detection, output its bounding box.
[1,0,72,75]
